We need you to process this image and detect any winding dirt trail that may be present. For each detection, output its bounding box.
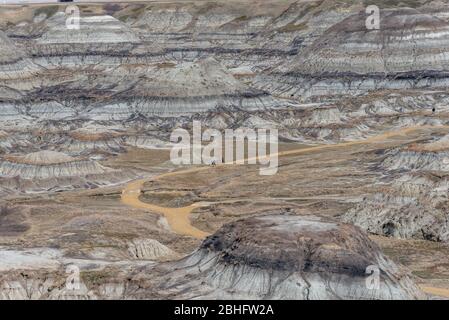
[420,286,449,298]
[122,179,210,239]
[121,125,448,239]
[121,124,449,297]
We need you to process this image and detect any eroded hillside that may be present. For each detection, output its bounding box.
[1,0,449,300]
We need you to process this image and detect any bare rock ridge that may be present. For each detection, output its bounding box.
[0,1,446,300]
[0,215,424,299]
[140,214,423,300]
[39,13,141,45]
[128,239,178,261]
[255,8,449,99]
[0,31,38,80]
[0,151,111,178]
[344,134,449,241]
[382,137,449,171]
[0,150,136,192]
[85,57,284,120]
[0,57,284,123]
[2,2,449,153]
[27,12,141,68]
[9,150,75,165]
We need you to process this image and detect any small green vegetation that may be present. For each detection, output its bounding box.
[232,15,249,23]
[34,5,60,19]
[278,22,308,33]
[155,62,177,69]
[81,270,111,286]
[118,15,130,22]
[412,270,449,280]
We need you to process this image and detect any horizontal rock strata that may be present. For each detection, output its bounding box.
[136,214,424,300]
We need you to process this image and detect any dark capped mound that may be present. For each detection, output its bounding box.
[135,213,424,299]
[202,214,379,275]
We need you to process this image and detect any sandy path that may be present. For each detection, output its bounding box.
[122,179,210,239]
[121,124,449,297]
[121,125,448,239]
[420,286,449,298]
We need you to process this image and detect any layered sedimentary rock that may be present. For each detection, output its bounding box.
[1,1,449,300]
[0,151,113,179]
[128,239,178,261]
[344,134,449,241]
[136,214,423,300]
[39,13,140,45]
[85,57,284,119]
[0,31,38,80]
[1,4,292,123]
[0,131,14,154]
[62,126,126,155]
[382,137,449,171]
[29,12,141,68]
[0,57,285,125]
[343,179,449,241]
[0,151,136,192]
[255,8,449,99]
[3,2,448,148]
[1,3,448,195]
[129,1,302,70]
[0,215,424,299]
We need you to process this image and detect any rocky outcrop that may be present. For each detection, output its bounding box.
[255,8,449,100]
[343,186,449,241]
[382,136,449,171]
[2,2,448,149]
[127,239,178,261]
[0,31,38,80]
[28,12,141,68]
[2,1,447,301]
[39,13,141,45]
[137,214,424,300]
[84,58,286,120]
[0,151,114,179]
[62,127,126,155]
[0,151,136,192]
[344,134,449,241]
[0,131,14,154]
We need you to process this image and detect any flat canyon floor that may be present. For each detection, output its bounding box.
[3,125,449,297]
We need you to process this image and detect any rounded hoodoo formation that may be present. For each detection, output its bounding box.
[38,13,141,45]
[6,150,76,165]
[0,150,136,193]
[148,214,424,300]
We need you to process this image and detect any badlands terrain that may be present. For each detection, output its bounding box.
[1,0,449,299]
